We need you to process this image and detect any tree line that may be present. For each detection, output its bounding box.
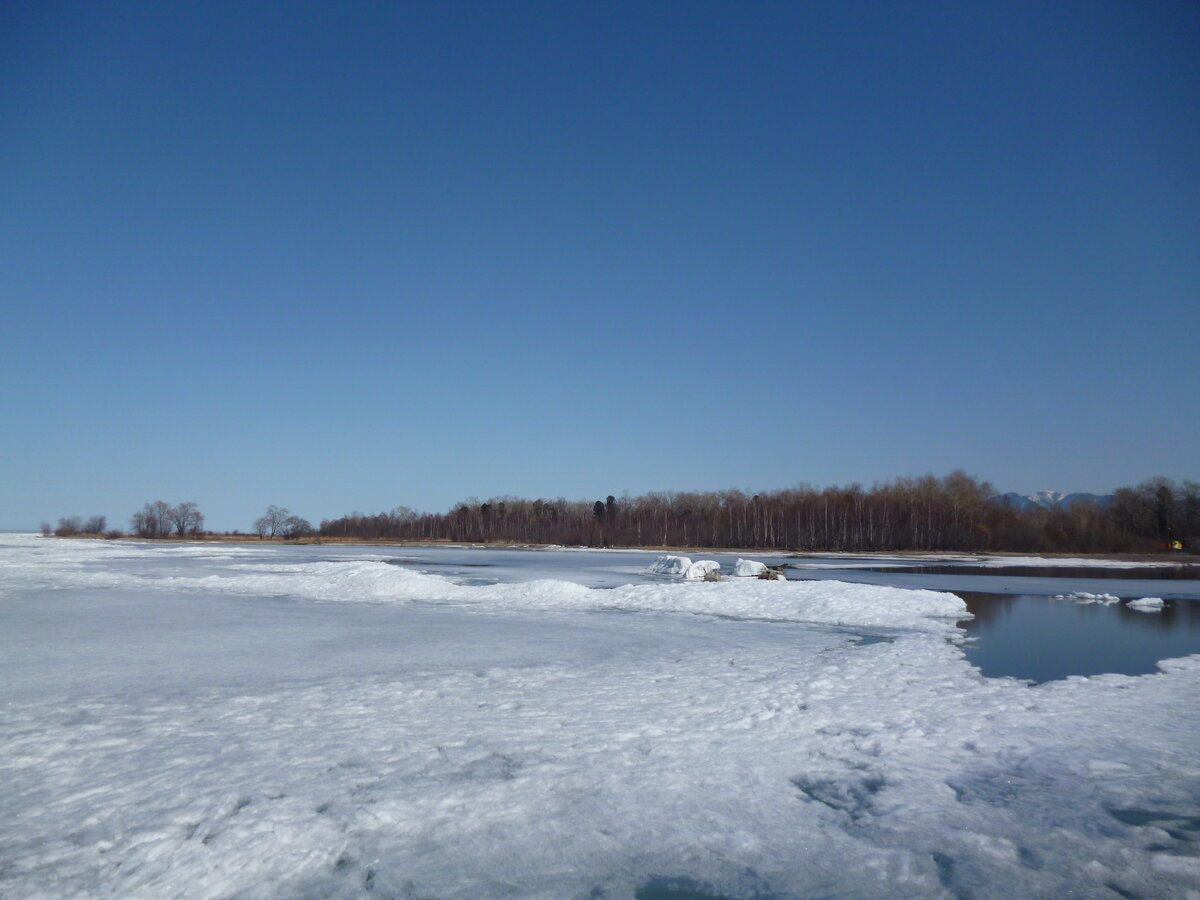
[129,501,205,538]
[253,505,314,539]
[318,473,1200,554]
[42,515,111,537]
[42,502,313,541]
[45,501,208,538]
[43,500,206,539]
[42,474,1199,553]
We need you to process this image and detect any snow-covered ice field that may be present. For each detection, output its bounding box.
[2,535,1198,899]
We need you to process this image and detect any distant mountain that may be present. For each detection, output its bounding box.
[992,491,1113,511]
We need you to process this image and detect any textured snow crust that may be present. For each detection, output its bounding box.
[2,536,1199,900]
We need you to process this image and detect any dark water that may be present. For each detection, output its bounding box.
[959,591,1200,683]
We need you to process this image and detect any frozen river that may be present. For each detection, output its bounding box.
[2,535,1198,899]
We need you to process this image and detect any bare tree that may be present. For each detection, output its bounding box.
[281,515,314,539]
[1183,481,1200,543]
[131,501,175,538]
[170,502,204,536]
[254,505,290,538]
[152,501,173,537]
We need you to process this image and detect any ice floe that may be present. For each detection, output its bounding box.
[974,555,1192,569]
[1128,596,1166,613]
[1054,591,1121,605]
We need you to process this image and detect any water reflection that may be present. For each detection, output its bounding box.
[958,591,1200,683]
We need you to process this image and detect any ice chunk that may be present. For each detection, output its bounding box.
[733,559,768,577]
[682,559,721,580]
[1127,597,1165,613]
[1054,592,1120,605]
[649,556,721,579]
[649,555,692,576]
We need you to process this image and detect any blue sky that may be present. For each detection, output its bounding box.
[2,1,1197,531]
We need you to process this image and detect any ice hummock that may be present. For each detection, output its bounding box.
[649,554,722,580]
[650,553,691,575]
[733,558,768,577]
[683,559,721,579]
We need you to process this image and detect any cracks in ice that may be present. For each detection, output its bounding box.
[931,851,977,900]
[1106,807,1200,844]
[632,870,779,900]
[1104,882,1143,900]
[790,770,887,820]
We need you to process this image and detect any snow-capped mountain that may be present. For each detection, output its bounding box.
[992,491,1113,511]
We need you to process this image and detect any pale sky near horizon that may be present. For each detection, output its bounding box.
[3,1,1198,531]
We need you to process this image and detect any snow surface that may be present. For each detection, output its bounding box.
[2,535,1199,900]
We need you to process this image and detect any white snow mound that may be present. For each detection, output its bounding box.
[683,559,721,580]
[650,554,692,576]
[649,556,722,579]
[733,559,768,577]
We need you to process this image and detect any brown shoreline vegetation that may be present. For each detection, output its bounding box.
[43,472,1199,557]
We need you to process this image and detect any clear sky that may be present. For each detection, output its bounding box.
[2,1,1197,532]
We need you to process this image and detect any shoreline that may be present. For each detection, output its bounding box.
[35,533,1198,564]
